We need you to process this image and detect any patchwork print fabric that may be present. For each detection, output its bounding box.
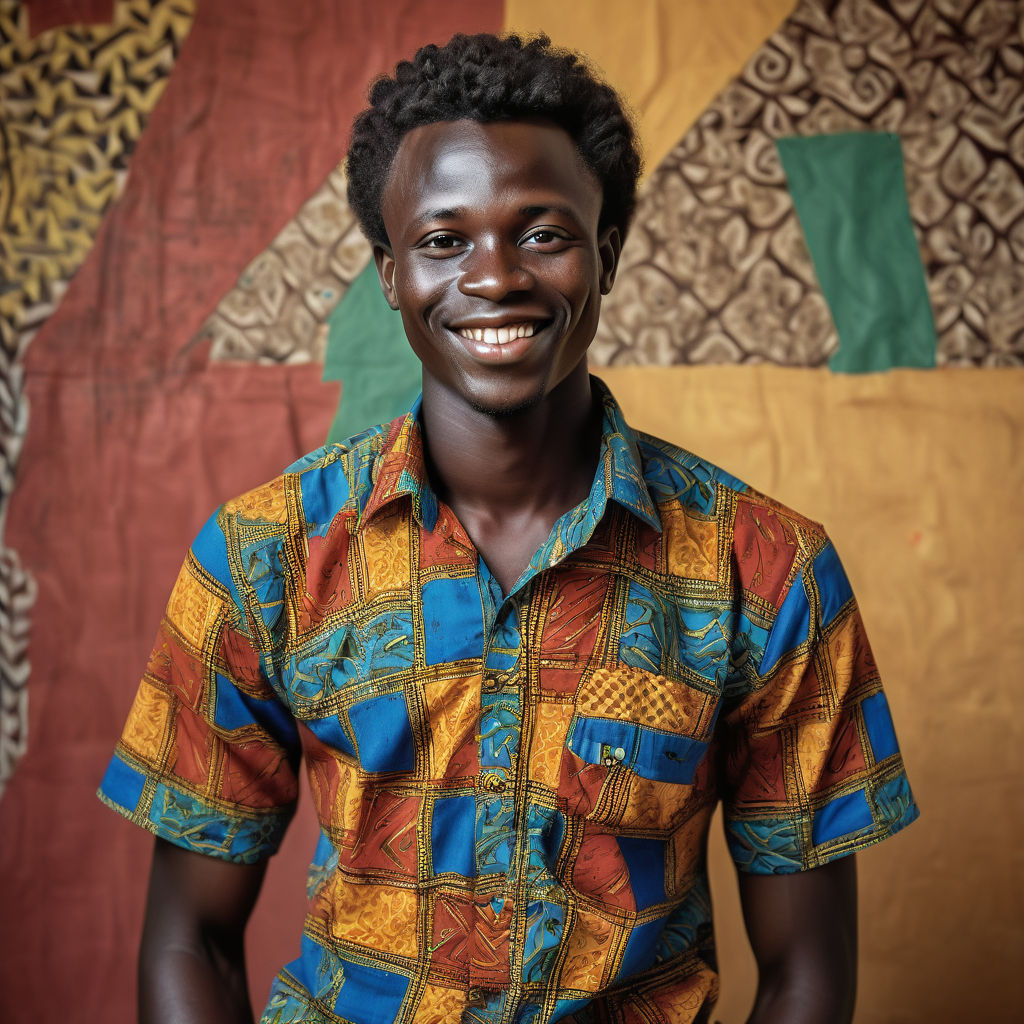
[99,380,917,1024]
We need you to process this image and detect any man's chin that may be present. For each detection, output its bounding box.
[467,387,545,419]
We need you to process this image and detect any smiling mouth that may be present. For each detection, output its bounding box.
[453,322,542,346]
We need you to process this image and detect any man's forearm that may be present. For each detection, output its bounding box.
[139,932,254,1024]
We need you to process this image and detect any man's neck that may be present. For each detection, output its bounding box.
[418,365,602,592]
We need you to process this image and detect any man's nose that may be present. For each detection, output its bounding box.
[458,241,533,300]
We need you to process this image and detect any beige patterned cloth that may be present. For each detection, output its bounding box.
[592,0,1024,368]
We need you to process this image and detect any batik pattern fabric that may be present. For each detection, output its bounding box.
[98,380,918,1024]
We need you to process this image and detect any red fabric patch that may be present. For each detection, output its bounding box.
[733,499,799,607]
[28,0,114,36]
[169,705,213,789]
[557,750,609,818]
[219,622,265,690]
[820,710,869,788]
[220,736,296,809]
[572,829,635,911]
[539,570,610,694]
[339,791,419,878]
[301,523,355,632]
[728,730,789,804]
[300,725,342,832]
[429,893,513,987]
[634,521,662,572]
[165,632,205,711]
[419,503,477,571]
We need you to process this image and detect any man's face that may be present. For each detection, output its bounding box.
[375,119,620,417]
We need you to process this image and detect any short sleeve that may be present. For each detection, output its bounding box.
[97,512,301,864]
[721,537,919,874]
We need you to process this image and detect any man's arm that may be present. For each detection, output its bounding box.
[139,837,268,1024]
[738,855,858,1024]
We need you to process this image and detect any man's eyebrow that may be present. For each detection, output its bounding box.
[410,207,464,229]
[520,204,582,221]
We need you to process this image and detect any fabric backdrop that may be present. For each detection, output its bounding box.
[0,1,1021,1021]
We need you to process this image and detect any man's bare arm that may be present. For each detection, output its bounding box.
[738,855,858,1024]
[139,837,267,1024]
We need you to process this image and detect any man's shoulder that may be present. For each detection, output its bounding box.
[632,427,828,555]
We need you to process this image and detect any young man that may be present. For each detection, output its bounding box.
[99,33,918,1024]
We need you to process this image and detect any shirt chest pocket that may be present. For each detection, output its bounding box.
[557,667,719,831]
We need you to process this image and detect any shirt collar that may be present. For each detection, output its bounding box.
[357,379,662,536]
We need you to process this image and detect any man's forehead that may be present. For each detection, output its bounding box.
[385,118,600,210]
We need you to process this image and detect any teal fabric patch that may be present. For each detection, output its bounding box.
[322,261,421,442]
[776,132,937,373]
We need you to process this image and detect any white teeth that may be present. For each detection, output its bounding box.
[457,322,538,345]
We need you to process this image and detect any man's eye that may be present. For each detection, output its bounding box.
[523,229,567,246]
[423,234,460,249]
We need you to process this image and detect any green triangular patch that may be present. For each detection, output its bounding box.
[323,261,421,443]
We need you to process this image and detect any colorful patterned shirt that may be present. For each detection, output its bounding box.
[99,380,918,1024]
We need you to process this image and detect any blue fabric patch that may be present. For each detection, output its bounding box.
[568,716,705,785]
[431,795,476,876]
[147,782,284,862]
[617,836,667,910]
[861,691,899,763]
[812,788,874,845]
[480,693,521,767]
[656,878,712,958]
[619,581,667,674]
[725,817,803,874]
[568,715,637,766]
[635,727,707,785]
[98,753,146,812]
[210,674,299,754]
[476,796,514,875]
[874,772,919,829]
[422,576,484,665]
[814,542,854,629]
[304,712,357,759]
[348,691,414,773]
[523,899,564,981]
[616,914,667,983]
[759,569,812,675]
[297,446,355,538]
[191,512,242,607]
[333,956,410,1024]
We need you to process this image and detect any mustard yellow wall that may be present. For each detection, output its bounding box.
[601,365,1023,1021]
[505,0,794,173]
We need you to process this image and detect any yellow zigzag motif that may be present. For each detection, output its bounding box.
[0,0,194,353]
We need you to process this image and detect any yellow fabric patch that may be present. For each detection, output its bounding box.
[328,877,419,958]
[558,907,615,992]
[660,504,719,581]
[166,559,224,653]
[221,475,289,524]
[576,666,715,737]
[424,674,481,779]
[415,983,465,1024]
[360,511,412,599]
[529,702,572,790]
[121,678,172,759]
[503,0,795,173]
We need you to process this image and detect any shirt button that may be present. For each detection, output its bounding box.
[613,746,626,761]
[482,772,507,793]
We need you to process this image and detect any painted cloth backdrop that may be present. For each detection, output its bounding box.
[0,1,1021,1021]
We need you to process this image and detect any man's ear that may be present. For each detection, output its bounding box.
[374,244,400,310]
[598,225,622,295]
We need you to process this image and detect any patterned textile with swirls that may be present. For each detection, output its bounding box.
[593,0,1024,367]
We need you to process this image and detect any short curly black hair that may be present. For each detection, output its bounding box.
[346,32,642,248]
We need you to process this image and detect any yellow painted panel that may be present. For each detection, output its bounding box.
[599,364,1023,1023]
[503,0,794,174]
